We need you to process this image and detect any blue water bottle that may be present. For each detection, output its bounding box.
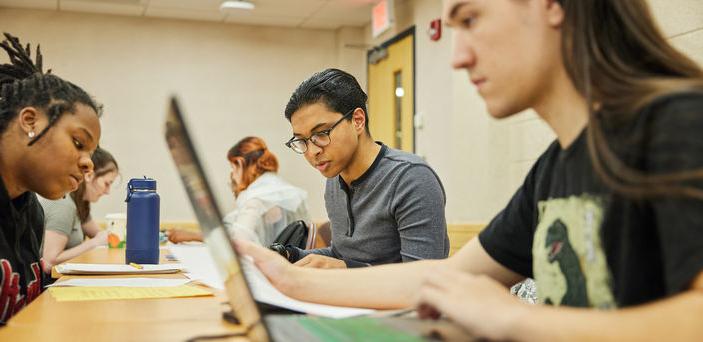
[125,177,160,264]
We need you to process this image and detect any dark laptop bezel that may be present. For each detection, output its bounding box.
[164,96,272,341]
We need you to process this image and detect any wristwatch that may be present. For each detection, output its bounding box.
[268,243,291,262]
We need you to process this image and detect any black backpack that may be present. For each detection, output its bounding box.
[272,220,308,249]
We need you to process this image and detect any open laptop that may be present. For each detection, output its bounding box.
[164,96,471,341]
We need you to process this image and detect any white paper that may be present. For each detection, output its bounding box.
[47,278,191,288]
[168,244,373,318]
[56,263,185,275]
[240,257,374,318]
[167,245,225,290]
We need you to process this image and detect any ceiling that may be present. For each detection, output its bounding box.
[0,0,378,29]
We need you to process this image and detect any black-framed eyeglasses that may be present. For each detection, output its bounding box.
[285,109,354,154]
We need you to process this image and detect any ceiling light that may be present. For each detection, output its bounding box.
[220,0,255,11]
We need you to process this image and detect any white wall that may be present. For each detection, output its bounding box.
[2,0,700,225]
[649,0,703,63]
[364,0,703,224]
[0,8,366,222]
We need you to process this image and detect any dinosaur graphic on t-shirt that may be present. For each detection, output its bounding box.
[544,219,588,306]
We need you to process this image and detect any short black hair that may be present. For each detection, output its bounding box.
[0,32,102,145]
[284,68,370,133]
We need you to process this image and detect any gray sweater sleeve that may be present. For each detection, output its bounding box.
[390,165,449,261]
[296,246,337,259]
[295,246,370,268]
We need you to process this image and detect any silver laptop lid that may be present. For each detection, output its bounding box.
[165,96,269,341]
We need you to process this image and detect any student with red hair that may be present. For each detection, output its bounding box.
[168,136,310,246]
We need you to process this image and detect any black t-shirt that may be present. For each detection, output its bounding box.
[479,92,703,308]
[0,175,45,324]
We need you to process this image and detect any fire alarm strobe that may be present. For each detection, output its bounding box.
[428,18,442,41]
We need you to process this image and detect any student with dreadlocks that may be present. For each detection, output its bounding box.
[0,33,101,324]
[40,147,118,274]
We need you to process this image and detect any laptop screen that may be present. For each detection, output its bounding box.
[164,96,269,340]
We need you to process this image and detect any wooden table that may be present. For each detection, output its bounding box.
[0,247,248,341]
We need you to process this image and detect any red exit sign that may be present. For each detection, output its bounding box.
[372,0,393,38]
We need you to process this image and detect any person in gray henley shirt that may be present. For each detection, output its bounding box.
[281,68,449,268]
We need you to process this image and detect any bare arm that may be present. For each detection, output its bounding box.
[236,237,521,309]
[447,237,524,287]
[416,266,703,341]
[516,275,703,341]
[167,229,203,243]
[81,219,101,238]
[42,230,106,273]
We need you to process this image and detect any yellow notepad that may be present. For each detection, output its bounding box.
[48,285,213,302]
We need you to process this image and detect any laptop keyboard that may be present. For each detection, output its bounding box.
[291,316,425,342]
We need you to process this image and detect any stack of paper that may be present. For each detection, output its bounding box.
[240,257,374,318]
[55,263,185,275]
[168,245,225,289]
[47,285,212,302]
[168,244,375,318]
[48,278,192,288]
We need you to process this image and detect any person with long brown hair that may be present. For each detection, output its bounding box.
[235,0,703,339]
[168,136,310,246]
[40,147,118,273]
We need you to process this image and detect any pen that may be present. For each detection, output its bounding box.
[129,262,143,269]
